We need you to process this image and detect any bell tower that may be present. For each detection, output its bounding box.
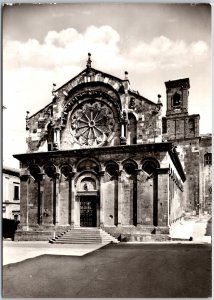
[165,78,190,116]
[162,78,200,140]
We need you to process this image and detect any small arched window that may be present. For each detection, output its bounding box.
[106,162,119,177]
[61,165,72,179]
[44,164,56,178]
[129,97,136,109]
[29,165,41,181]
[142,159,159,175]
[123,161,137,175]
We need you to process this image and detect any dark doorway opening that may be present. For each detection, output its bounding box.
[80,196,97,227]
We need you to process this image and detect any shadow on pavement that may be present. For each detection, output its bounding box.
[3,243,211,298]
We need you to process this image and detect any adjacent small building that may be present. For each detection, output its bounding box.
[3,166,20,221]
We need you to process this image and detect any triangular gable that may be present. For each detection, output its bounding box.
[28,67,159,120]
[55,67,125,95]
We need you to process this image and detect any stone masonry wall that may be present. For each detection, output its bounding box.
[199,136,212,213]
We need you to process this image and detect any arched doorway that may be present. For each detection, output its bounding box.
[76,174,100,227]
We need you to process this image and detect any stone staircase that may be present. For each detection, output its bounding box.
[49,227,119,244]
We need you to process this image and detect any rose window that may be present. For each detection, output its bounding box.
[70,102,115,147]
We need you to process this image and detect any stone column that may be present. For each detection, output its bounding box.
[55,172,61,225]
[53,128,60,150]
[136,169,142,226]
[40,184,44,225]
[20,174,31,231]
[37,173,44,225]
[120,119,127,145]
[99,171,105,227]
[53,177,57,225]
[117,169,123,226]
[121,123,125,137]
[157,169,169,227]
[75,195,80,227]
[70,172,76,227]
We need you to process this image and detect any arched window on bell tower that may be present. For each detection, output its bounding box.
[172,92,181,108]
[165,78,190,117]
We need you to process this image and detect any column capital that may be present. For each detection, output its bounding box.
[98,170,105,177]
[35,172,44,182]
[135,168,142,174]
[75,195,80,202]
[120,136,127,145]
[120,119,128,125]
[116,169,123,176]
[69,171,76,179]
[54,172,61,179]
[20,174,31,182]
[156,168,170,175]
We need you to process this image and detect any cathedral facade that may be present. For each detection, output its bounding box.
[14,55,210,241]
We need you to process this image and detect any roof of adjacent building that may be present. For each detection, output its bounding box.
[3,166,20,177]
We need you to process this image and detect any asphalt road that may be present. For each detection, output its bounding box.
[3,243,211,298]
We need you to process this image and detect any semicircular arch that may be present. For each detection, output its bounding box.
[75,171,99,191]
[76,158,101,173]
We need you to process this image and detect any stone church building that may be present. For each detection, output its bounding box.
[14,55,211,241]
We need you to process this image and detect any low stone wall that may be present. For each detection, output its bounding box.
[104,226,169,235]
[14,225,71,241]
[103,225,170,242]
[14,230,55,241]
[121,234,171,242]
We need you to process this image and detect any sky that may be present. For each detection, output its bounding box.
[3,3,212,168]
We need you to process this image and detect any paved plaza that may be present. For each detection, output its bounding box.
[3,213,211,266]
[3,243,211,298]
[2,214,212,298]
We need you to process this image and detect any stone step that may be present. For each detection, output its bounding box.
[49,228,119,244]
[50,240,107,244]
[55,235,114,240]
[63,232,100,235]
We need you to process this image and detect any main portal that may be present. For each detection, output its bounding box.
[80,196,97,227]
